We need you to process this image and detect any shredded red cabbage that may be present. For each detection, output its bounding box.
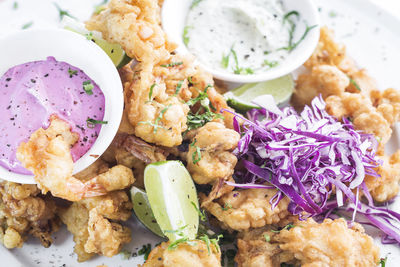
[225,95,400,244]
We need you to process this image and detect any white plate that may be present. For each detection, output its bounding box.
[0,0,399,266]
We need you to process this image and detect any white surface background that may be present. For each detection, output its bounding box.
[0,0,399,266]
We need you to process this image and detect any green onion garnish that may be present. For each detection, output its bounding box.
[86,118,108,128]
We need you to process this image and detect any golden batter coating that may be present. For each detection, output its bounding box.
[0,182,59,249]
[235,218,380,267]
[201,188,292,232]
[143,240,221,267]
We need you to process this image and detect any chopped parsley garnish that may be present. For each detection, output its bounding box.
[190,0,203,9]
[263,60,279,68]
[149,83,156,101]
[183,26,192,46]
[68,68,78,78]
[160,62,183,68]
[264,233,271,242]
[13,2,18,10]
[83,80,94,95]
[86,118,108,128]
[85,32,94,41]
[198,234,223,255]
[191,139,202,164]
[223,46,254,75]
[175,80,184,95]
[221,203,232,211]
[54,3,76,21]
[379,256,387,267]
[185,85,224,132]
[139,105,171,133]
[138,244,152,260]
[349,76,361,91]
[191,201,206,221]
[280,10,317,52]
[21,21,33,30]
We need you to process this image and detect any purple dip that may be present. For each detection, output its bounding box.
[0,56,105,175]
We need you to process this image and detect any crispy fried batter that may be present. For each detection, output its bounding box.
[235,218,380,267]
[143,240,221,267]
[0,182,59,249]
[59,191,132,262]
[17,116,135,201]
[201,188,292,232]
[365,150,400,202]
[187,122,240,184]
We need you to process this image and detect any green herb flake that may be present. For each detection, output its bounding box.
[221,52,230,69]
[149,83,156,101]
[21,21,33,30]
[190,0,203,9]
[349,76,361,91]
[138,243,152,260]
[120,250,131,260]
[85,32,94,41]
[191,139,202,164]
[198,234,222,255]
[86,118,108,129]
[68,68,78,78]
[264,234,270,242]
[54,3,76,21]
[329,10,337,18]
[264,60,279,68]
[154,105,171,132]
[168,237,191,250]
[160,62,183,68]
[175,80,184,96]
[183,26,192,46]
[271,224,297,233]
[222,203,232,211]
[83,80,94,95]
[379,256,387,267]
[13,2,18,10]
[191,201,206,221]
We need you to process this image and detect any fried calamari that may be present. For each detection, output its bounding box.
[143,240,221,267]
[235,218,380,267]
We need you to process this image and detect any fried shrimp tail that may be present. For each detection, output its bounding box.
[17,116,134,201]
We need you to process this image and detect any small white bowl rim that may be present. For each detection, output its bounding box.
[162,0,320,83]
[0,29,123,184]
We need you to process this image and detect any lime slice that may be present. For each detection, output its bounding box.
[61,16,131,68]
[224,74,294,112]
[130,186,165,237]
[144,161,199,241]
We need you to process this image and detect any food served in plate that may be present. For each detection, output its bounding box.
[0,0,399,266]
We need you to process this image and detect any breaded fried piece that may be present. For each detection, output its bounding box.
[17,116,135,201]
[186,122,240,184]
[86,0,176,63]
[59,191,132,262]
[235,218,380,267]
[365,150,400,202]
[143,240,221,267]
[201,188,292,232]
[0,182,59,249]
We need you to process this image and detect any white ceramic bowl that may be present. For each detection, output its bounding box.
[162,0,320,83]
[0,29,123,184]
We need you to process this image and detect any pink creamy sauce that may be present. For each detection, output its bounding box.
[0,57,105,175]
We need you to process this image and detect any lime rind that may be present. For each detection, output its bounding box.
[61,16,131,68]
[130,186,165,237]
[144,161,199,241]
[225,74,295,112]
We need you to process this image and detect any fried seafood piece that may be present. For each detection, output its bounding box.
[142,240,221,267]
[201,188,292,232]
[235,218,380,267]
[17,116,135,201]
[86,0,176,63]
[59,191,132,262]
[186,122,240,184]
[365,150,400,202]
[0,182,59,249]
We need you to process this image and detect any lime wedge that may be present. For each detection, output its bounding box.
[224,74,294,112]
[144,161,199,241]
[130,186,165,237]
[61,16,131,68]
